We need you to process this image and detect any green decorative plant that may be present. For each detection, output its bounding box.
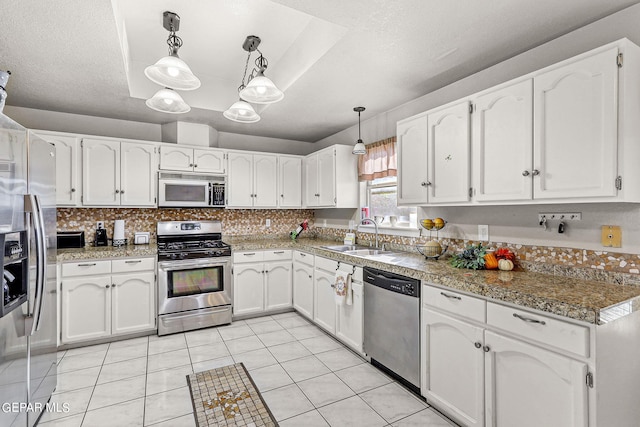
[449,243,487,270]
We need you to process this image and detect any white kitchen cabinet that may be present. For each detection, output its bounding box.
[533,47,619,200]
[397,114,429,205]
[278,155,303,208]
[422,309,484,427]
[60,257,156,344]
[304,145,358,208]
[313,268,336,334]
[336,281,364,352]
[159,145,226,174]
[427,101,471,203]
[265,261,293,311]
[233,263,265,316]
[484,331,588,427]
[472,80,533,202]
[293,259,314,319]
[111,272,155,335]
[61,275,111,343]
[227,152,277,208]
[36,131,81,207]
[82,138,157,206]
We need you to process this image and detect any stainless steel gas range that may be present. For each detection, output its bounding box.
[156,220,232,335]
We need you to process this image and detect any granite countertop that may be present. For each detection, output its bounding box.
[57,237,640,325]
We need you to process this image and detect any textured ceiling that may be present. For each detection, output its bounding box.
[1,0,639,142]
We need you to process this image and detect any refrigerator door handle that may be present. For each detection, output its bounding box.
[24,193,46,334]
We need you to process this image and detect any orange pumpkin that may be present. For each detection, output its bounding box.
[484,252,499,270]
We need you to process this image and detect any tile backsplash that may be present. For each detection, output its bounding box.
[57,208,315,243]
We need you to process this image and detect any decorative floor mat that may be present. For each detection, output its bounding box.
[187,363,278,427]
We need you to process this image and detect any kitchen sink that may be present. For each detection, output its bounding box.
[321,244,369,252]
[344,249,395,256]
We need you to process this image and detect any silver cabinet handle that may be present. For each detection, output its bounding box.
[125,260,142,264]
[522,170,530,176]
[474,342,482,349]
[273,251,285,254]
[440,291,461,300]
[532,169,540,176]
[71,188,76,192]
[243,253,256,256]
[421,181,432,186]
[513,313,546,325]
[483,345,490,352]
[78,263,97,267]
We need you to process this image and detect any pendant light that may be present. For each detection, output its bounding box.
[237,35,283,105]
[224,36,263,123]
[144,11,201,91]
[352,106,366,155]
[146,88,191,114]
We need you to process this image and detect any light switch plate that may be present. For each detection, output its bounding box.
[601,225,621,247]
[265,219,271,228]
[97,221,105,229]
[478,225,489,241]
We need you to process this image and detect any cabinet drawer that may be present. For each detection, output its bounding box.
[233,251,265,264]
[294,250,314,266]
[487,302,590,357]
[315,256,339,273]
[112,257,155,273]
[63,260,111,277]
[423,285,486,323]
[263,250,292,262]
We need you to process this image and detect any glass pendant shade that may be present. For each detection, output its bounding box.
[352,139,366,155]
[239,70,284,104]
[144,55,201,91]
[223,100,261,123]
[146,88,191,114]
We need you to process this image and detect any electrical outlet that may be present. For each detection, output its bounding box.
[265,219,271,228]
[478,225,489,241]
[601,225,621,247]
[97,221,105,229]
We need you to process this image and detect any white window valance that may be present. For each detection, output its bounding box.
[357,137,397,182]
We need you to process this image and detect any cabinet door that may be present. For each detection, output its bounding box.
[474,80,533,202]
[336,282,363,353]
[427,101,471,203]
[317,149,336,207]
[484,331,588,427]
[40,133,80,206]
[314,269,336,333]
[265,261,292,311]
[533,47,618,200]
[228,152,254,207]
[422,309,484,427]
[304,155,319,207]
[82,138,120,205]
[159,146,194,171]
[120,143,157,206]
[112,272,155,335]
[293,262,313,319]
[279,155,302,208]
[253,154,278,208]
[233,263,264,316]
[397,115,429,205]
[61,276,111,343]
[194,148,226,174]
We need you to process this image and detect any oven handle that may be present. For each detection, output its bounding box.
[158,259,230,271]
[162,306,230,320]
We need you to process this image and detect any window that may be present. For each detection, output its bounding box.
[365,176,417,228]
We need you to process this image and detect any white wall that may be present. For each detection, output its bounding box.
[218,132,317,155]
[315,3,640,254]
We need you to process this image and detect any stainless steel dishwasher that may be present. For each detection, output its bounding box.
[364,267,421,394]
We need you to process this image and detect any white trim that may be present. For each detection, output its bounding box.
[358,224,421,238]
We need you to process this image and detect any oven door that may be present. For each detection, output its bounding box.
[158,178,211,207]
[158,257,231,315]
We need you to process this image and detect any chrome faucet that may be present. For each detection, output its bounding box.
[360,217,379,249]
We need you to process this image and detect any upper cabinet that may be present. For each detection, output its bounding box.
[304,145,358,208]
[159,145,226,174]
[399,38,640,206]
[83,138,157,207]
[227,151,278,208]
[36,131,82,207]
[278,155,303,208]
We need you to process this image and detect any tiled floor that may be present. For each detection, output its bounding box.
[40,312,456,427]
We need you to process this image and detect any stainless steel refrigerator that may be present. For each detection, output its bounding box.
[0,112,57,426]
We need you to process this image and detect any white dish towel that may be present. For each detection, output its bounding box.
[334,271,352,306]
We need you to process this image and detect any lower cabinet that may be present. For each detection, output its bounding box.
[292,256,314,319]
[336,282,364,351]
[313,269,337,333]
[233,251,292,317]
[60,258,156,344]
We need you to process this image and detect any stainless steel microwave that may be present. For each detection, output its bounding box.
[158,172,225,207]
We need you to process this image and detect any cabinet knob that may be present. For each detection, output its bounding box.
[483,345,490,353]
[120,190,124,194]
[189,163,194,167]
[281,194,284,198]
[105,285,110,288]
[522,170,530,177]
[421,181,432,186]
[532,169,540,176]
[309,275,312,279]
[115,189,120,194]
[71,188,76,192]
[194,164,198,168]
[474,342,482,349]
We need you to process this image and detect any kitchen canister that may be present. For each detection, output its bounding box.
[113,220,126,246]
